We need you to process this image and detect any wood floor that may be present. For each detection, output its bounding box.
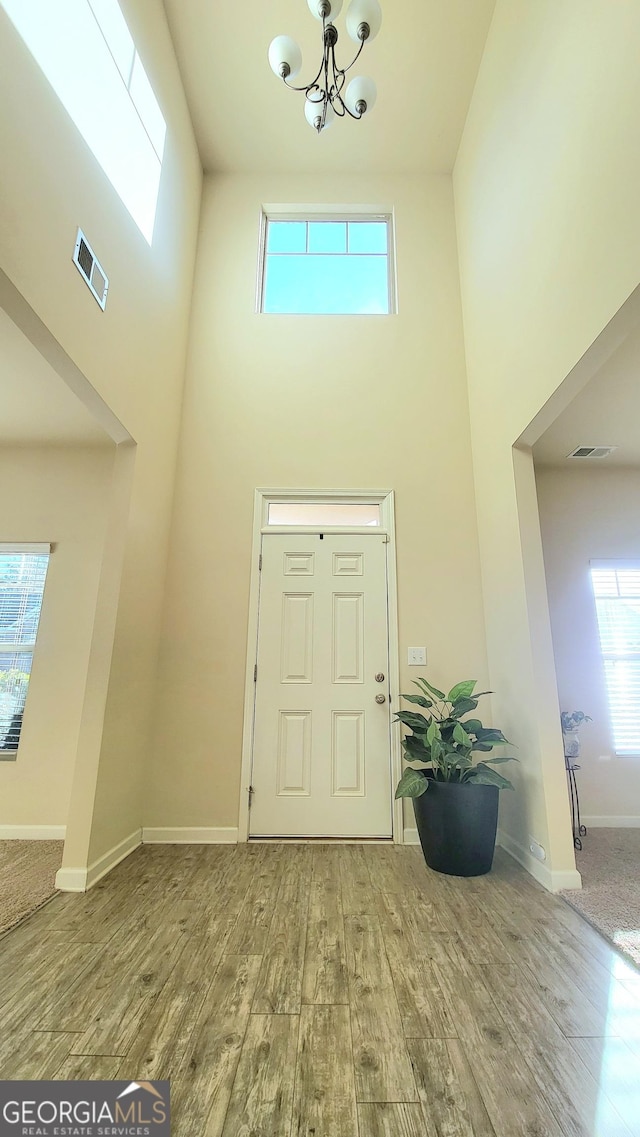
[1,843,640,1136]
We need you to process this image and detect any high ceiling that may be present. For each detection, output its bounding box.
[163,0,496,174]
[533,320,640,469]
[0,308,110,447]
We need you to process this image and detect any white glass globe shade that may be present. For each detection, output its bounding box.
[346,0,382,42]
[304,97,336,131]
[268,35,302,79]
[307,0,343,20]
[345,75,377,116]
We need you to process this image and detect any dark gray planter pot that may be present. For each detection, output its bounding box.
[413,778,500,877]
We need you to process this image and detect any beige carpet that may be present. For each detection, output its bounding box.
[561,828,640,971]
[0,841,62,936]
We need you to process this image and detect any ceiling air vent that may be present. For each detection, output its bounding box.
[73,228,109,310]
[567,445,617,459]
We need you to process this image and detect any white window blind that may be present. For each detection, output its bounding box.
[0,548,50,754]
[591,562,640,756]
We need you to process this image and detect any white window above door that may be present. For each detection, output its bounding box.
[267,503,381,527]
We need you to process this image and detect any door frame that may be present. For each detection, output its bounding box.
[238,488,402,843]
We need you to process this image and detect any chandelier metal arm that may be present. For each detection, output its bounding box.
[269,2,381,132]
[282,57,326,93]
[334,35,366,79]
[327,41,364,119]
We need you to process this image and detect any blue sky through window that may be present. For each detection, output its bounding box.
[263,219,391,315]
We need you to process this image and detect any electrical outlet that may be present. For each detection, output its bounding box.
[528,837,547,863]
[408,647,427,666]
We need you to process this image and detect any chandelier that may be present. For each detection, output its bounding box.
[268,0,382,134]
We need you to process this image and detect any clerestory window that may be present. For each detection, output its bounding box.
[260,214,395,315]
[1,0,166,243]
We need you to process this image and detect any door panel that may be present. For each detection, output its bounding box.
[249,532,392,837]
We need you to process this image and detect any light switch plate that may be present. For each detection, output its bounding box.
[408,647,427,666]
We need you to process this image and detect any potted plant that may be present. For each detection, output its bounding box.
[394,677,517,877]
[560,710,592,760]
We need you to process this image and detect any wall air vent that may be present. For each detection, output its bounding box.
[567,445,617,460]
[73,228,109,310]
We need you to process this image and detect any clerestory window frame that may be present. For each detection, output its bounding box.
[1,0,166,244]
[257,207,397,316]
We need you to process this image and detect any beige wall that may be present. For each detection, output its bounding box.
[454,0,640,884]
[148,172,489,830]
[0,445,114,828]
[537,466,640,824]
[0,0,202,873]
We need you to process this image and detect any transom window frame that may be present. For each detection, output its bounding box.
[590,558,640,757]
[257,205,397,316]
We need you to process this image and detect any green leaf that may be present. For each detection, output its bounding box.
[394,711,431,733]
[460,765,478,781]
[454,753,473,768]
[451,697,479,718]
[430,738,445,766]
[453,722,472,749]
[471,741,493,752]
[472,762,515,790]
[395,768,429,799]
[483,754,518,765]
[475,727,511,745]
[426,719,441,746]
[402,735,431,762]
[401,693,434,709]
[461,718,483,735]
[415,678,446,701]
[447,680,477,703]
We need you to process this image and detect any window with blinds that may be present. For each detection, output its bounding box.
[591,562,640,756]
[0,547,50,756]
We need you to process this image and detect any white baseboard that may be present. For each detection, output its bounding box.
[56,829,142,892]
[403,827,420,845]
[581,815,640,828]
[0,825,66,840]
[141,827,239,844]
[54,866,89,892]
[497,828,582,892]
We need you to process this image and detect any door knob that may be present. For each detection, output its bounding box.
[375,673,385,682]
[375,694,386,704]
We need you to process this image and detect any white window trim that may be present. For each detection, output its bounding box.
[238,488,403,843]
[0,543,51,555]
[256,206,398,316]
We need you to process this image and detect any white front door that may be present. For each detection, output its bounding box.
[249,532,392,837]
